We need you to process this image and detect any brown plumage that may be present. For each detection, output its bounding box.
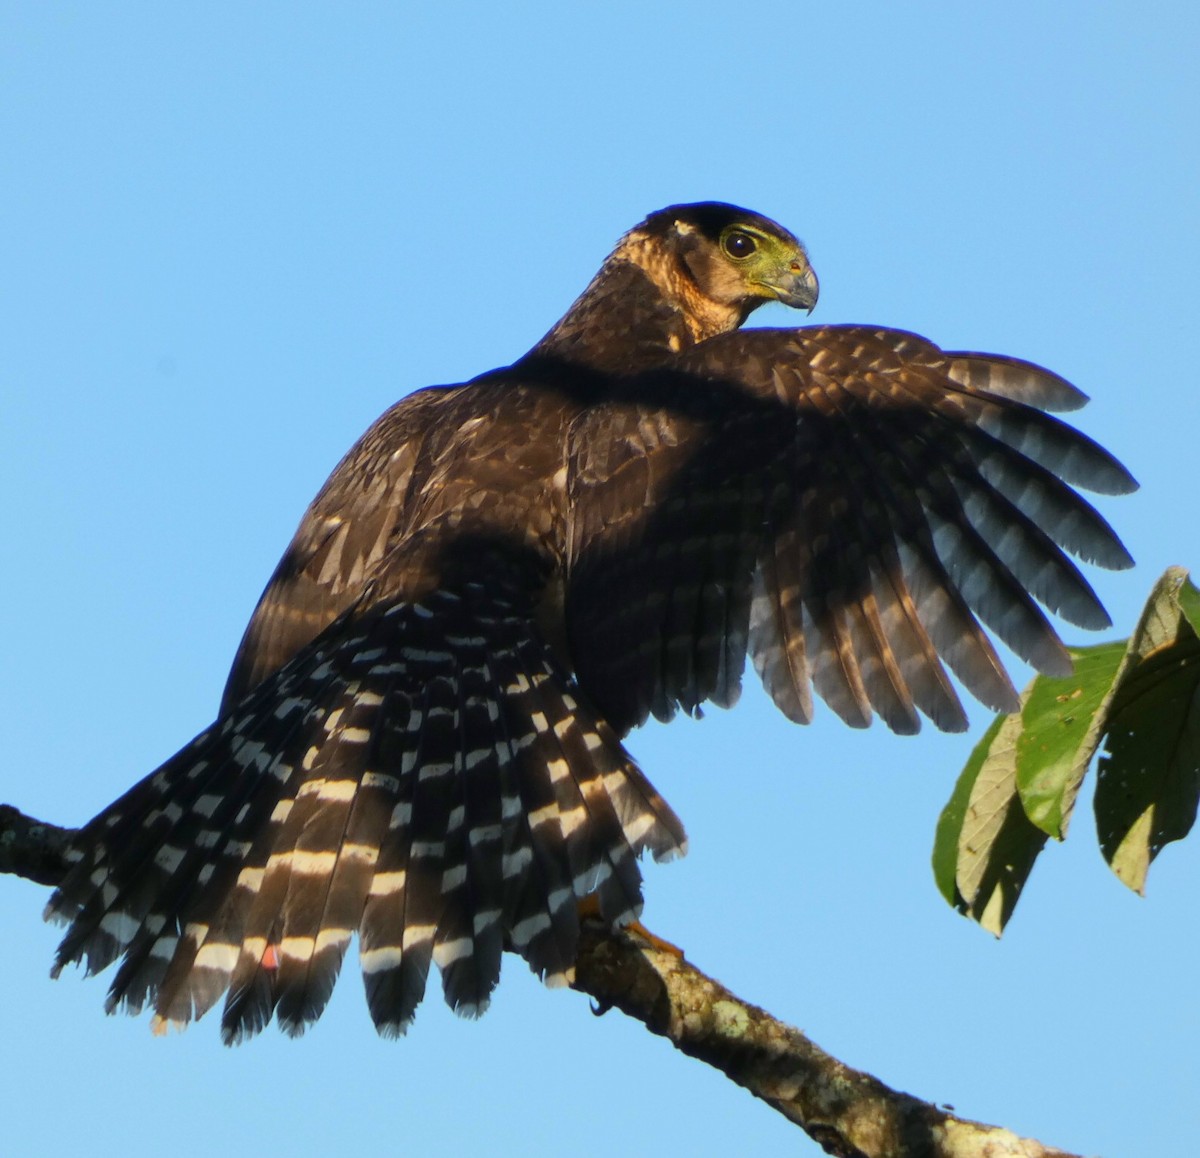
[44,202,1134,1042]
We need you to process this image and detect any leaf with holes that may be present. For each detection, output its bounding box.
[936,567,1200,931]
[1094,569,1200,894]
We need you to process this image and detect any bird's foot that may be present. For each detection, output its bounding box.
[576,894,684,958]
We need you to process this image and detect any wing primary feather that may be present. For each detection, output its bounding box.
[949,468,1112,629]
[959,427,1135,570]
[944,352,1089,412]
[970,401,1137,496]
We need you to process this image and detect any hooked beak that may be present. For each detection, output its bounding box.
[769,255,819,313]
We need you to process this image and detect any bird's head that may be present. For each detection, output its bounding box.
[635,202,819,327]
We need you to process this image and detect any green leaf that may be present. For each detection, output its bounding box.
[933,714,1004,911]
[935,566,1200,929]
[934,711,1049,935]
[1094,569,1200,893]
[1178,577,1200,636]
[1013,642,1127,839]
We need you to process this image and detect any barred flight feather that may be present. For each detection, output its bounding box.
[943,352,1089,412]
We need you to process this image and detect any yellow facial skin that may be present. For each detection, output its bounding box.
[716,222,820,312]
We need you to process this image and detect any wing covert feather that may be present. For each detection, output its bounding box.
[220,387,461,712]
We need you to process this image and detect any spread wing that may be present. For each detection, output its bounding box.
[564,324,1135,736]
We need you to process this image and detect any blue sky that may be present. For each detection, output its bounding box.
[1,5,1196,1156]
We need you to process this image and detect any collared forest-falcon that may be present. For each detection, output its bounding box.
[45,203,1135,1043]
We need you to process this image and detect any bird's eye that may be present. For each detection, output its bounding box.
[723,230,757,259]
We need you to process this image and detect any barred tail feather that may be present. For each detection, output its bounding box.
[46,652,336,993]
[46,586,686,1042]
[432,654,511,1018]
[355,700,420,1037]
[272,766,399,1035]
[357,585,688,1034]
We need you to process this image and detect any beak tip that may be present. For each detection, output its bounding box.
[762,257,819,312]
[786,263,819,313]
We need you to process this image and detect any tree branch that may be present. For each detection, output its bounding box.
[572,920,1080,1157]
[0,804,75,887]
[1,802,1080,1158]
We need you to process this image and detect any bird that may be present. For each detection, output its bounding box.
[43,201,1136,1044]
